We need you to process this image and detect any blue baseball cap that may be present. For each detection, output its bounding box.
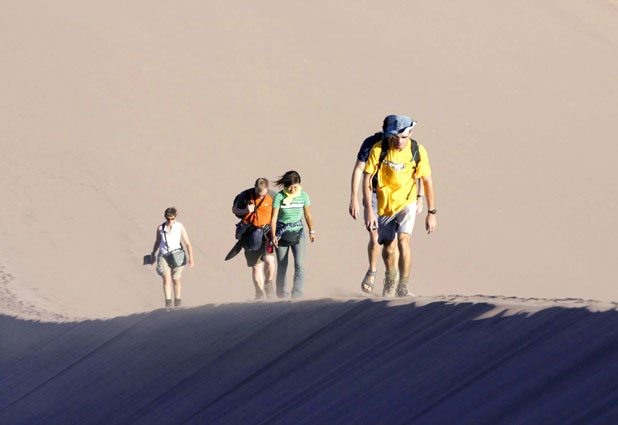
[383,115,417,135]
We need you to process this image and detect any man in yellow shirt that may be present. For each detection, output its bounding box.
[363,115,437,297]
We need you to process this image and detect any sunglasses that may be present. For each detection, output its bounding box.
[166,216,176,220]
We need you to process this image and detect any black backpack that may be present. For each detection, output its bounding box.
[232,188,255,219]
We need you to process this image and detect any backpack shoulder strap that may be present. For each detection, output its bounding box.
[379,137,389,165]
[161,222,169,251]
[410,139,419,167]
[242,191,267,224]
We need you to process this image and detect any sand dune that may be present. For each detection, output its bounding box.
[1,298,617,424]
[2,2,618,423]
[1,1,617,321]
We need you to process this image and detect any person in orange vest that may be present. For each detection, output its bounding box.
[232,178,276,299]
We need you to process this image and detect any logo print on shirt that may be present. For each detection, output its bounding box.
[383,160,406,171]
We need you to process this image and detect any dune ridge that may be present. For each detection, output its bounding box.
[1,298,617,424]
[2,1,618,422]
[2,0,618,321]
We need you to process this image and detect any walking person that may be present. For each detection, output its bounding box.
[363,115,436,297]
[231,178,277,299]
[150,207,195,307]
[270,171,315,299]
[350,116,424,293]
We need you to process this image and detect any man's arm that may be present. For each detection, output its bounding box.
[349,159,366,219]
[232,204,253,216]
[363,172,377,231]
[416,178,425,214]
[232,191,253,217]
[421,174,436,234]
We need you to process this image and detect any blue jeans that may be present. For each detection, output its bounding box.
[275,229,306,298]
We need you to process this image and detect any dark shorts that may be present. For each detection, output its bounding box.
[244,242,274,267]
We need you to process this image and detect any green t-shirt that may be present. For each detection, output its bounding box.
[273,190,311,231]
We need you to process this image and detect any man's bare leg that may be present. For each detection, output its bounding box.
[263,254,276,298]
[252,262,265,299]
[382,239,398,296]
[362,229,380,291]
[397,233,412,280]
[396,233,414,297]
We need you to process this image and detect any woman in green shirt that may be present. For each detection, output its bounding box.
[270,170,316,298]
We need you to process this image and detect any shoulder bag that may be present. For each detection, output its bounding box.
[162,222,187,268]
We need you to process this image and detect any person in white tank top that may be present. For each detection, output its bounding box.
[150,207,195,307]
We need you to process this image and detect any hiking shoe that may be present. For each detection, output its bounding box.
[255,289,265,300]
[264,281,275,299]
[174,298,181,307]
[396,283,415,298]
[382,279,396,297]
[165,299,172,308]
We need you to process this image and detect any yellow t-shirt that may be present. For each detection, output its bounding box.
[364,140,431,216]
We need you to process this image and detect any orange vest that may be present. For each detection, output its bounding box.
[243,193,273,227]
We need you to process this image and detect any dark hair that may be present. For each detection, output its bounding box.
[275,171,301,188]
[164,207,177,218]
[254,177,269,191]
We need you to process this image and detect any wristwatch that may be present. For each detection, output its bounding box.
[428,209,437,215]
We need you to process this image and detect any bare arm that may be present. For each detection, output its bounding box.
[363,172,377,231]
[232,205,253,217]
[416,178,425,214]
[270,207,280,247]
[349,159,366,219]
[151,226,161,261]
[181,226,195,267]
[421,174,436,234]
[304,205,315,243]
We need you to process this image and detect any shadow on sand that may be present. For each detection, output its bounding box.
[1,299,617,425]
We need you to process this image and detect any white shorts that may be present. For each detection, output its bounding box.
[377,202,417,244]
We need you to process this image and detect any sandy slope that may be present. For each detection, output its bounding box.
[1,1,617,320]
[1,298,617,424]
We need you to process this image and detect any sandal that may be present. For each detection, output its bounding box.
[361,271,377,293]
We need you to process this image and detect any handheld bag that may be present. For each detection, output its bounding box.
[161,223,187,268]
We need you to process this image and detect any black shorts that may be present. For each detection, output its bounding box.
[244,242,274,267]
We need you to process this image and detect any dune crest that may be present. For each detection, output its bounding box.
[1,299,617,424]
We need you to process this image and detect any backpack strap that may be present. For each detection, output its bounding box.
[250,191,267,223]
[161,222,168,251]
[410,139,419,175]
[161,222,172,253]
[379,137,389,166]
[243,191,267,225]
[407,139,420,199]
[370,136,389,187]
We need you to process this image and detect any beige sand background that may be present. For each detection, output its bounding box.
[1,0,617,320]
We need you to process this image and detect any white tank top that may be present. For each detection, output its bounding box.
[159,221,183,255]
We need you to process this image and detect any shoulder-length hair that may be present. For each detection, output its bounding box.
[275,171,301,188]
